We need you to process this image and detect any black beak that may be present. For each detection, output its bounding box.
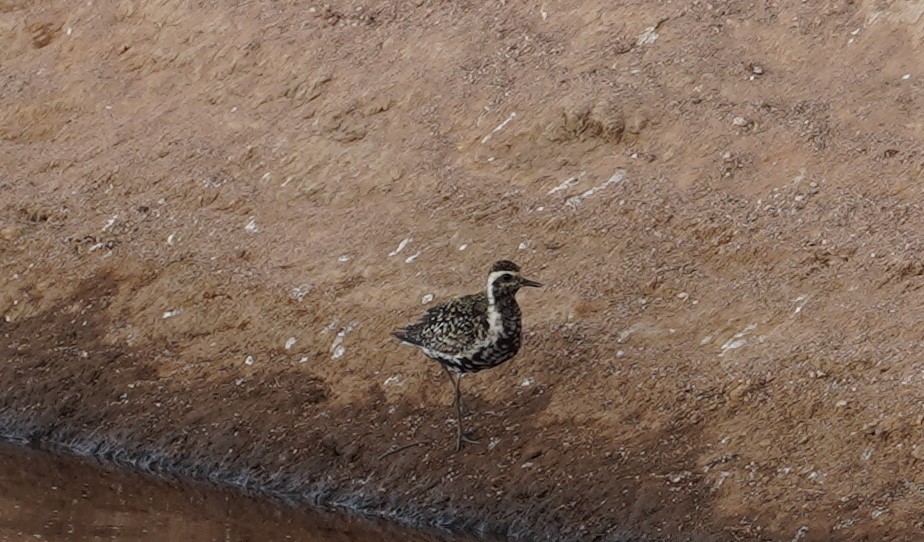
[520,278,542,288]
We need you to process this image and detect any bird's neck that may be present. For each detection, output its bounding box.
[490,292,517,309]
[487,290,518,333]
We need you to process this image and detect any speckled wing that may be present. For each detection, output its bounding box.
[393,293,489,356]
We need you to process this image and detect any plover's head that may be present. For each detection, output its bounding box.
[486,260,541,299]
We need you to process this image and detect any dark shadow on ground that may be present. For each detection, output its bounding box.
[2,271,903,542]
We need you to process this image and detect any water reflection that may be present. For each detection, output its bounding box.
[0,441,467,542]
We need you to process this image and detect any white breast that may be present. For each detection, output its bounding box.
[485,303,504,342]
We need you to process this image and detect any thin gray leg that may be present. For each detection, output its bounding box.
[442,366,479,451]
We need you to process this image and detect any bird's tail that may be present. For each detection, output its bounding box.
[392,329,421,346]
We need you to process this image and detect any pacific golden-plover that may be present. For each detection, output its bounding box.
[392,260,541,451]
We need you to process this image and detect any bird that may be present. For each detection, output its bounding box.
[392,260,541,451]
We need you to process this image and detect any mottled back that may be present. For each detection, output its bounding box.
[392,292,490,356]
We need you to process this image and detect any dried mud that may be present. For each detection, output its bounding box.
[2,1,924,541]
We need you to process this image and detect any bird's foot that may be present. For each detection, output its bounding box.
[454,432,481,452]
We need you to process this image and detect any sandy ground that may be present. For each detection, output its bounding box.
[2,0,924,540]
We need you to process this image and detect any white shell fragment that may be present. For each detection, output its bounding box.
[329,321,357,359]
[388,238,411,257]
[481,112,517,144]
[565,171,625,207]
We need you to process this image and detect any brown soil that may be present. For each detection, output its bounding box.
[2,0,924,540]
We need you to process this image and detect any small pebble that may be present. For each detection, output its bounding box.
[732,116,749,127]
[1,226,23,241]
[244,355,255,366]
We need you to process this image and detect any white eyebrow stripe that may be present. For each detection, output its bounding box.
[487,270,515,283]
[486,270,519,305]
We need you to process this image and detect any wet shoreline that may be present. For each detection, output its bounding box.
[0,388,542,542]
[0,437,480,542]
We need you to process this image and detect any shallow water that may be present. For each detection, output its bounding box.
[0,440,469,542]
